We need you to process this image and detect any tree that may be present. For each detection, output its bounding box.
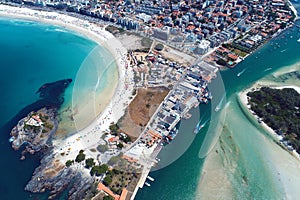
[121,135,132,143]
[103,195,114,200]
[85,158,95,169]
[117,142,124,149]
[75,152,86,163]
[103,176,113,186]
[97,144,108,153]
[65,160,74,167]
[90,164,108,176]
[109,123,119,134]
[216,58,227,66]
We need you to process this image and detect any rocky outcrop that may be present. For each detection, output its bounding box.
[9,79,94,199]
[25,150,93,200]
[10,108,57,159]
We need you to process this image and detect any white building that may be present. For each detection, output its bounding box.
[195,40,211,54]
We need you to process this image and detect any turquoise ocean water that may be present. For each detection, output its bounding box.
[0,17,115,199]
[0,3,299,200]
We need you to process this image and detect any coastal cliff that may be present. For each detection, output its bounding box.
[8,79,94,199]
[25,150,93,200]
[10,108,57,160]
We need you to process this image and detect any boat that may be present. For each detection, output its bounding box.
[215,95,225,112]
[147,176,155,182]
[144,182,151,187]
[237,68,246,77]
[297,38,300,42]
[194,119,209,134]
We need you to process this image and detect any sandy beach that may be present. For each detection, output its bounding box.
[238,86,300,199]
[197,88,300,199]
[239,82,300,142]
[196,141,234,200]
[0,4,135,163]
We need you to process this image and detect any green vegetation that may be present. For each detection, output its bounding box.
[44,122,54,130]
[232,49,247,57]
[65,160,74,167]
[216,58,227,67]
[117,142,124,149]
[132,89,137,96]
[103,175,113,186]
[85,158,96,169]
[42,129,47,133]
[247,87,300,152]
[90,164,108,176]
[108,155,119,166]
[109,123,119,134]
[103,195,114,200]
[105,25,124,35]
[97,144,108,153]
[75,151,86,163]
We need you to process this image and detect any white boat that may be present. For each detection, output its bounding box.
[147,176,155,181]
[297,38,300,42]
[144,182,151,187]
[237,68,246,77]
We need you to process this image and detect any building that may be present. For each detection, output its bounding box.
[194,40,210,54]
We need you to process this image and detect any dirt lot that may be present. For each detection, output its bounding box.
[118,87,169,139]
[116,33,153,51]
[152,41,196,65]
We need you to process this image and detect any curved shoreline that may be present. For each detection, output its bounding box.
[238,82,300,159]
[0,4,134,161]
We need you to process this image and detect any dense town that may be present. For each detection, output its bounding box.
[1,0,297,200]
[2,0,296,68]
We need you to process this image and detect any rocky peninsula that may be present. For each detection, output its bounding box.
[10,108,57,160]
[7,79,96,200]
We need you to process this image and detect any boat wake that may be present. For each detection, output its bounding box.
[215,95,225,112]
[194,119,210,134]
[280,49,287,53]
[237,68,247,77]
[264,67,272,72]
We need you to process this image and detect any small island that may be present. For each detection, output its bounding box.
[10,108,57,160]
[246,87,300,153]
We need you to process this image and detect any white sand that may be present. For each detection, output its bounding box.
[0,5,135,163]
[239,83,300,142]
[196,141,234,200]
[238,84,300,199]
